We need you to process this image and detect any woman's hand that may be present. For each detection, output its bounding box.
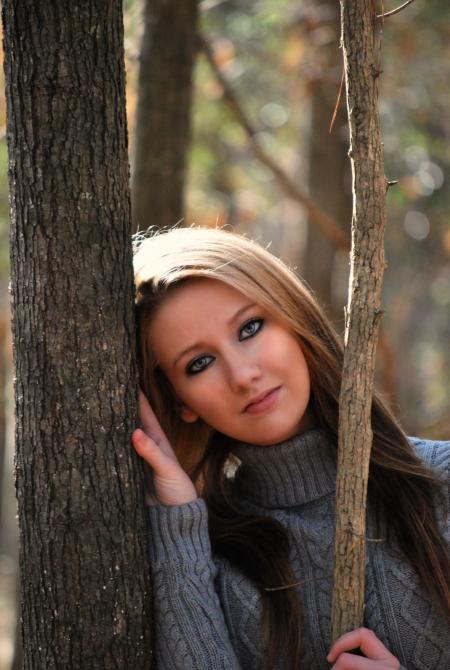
[327,628,400,669]
[131,390,198,506]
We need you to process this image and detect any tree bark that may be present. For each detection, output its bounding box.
[11,571,23,670]
[2,2,153,667]
[0,309,7,530]
[331,1,387,639]
[131,0,199,232]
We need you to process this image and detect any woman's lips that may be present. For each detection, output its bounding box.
[244,386,281,414]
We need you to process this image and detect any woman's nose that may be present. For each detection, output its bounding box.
[227,356,262,390]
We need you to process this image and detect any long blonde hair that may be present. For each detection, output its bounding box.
[134,226,450,668]
[134,226,341,469]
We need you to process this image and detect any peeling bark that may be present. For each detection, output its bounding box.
[2,2,153,666]
[331,1,387,639]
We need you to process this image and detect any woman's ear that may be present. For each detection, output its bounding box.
[179,404,199,423]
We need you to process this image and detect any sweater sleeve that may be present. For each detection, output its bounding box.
[147,498,242,670]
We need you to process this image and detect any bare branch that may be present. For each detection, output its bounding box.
[331,0,388,639]
[199,34,350,251]
[377,0,415,19]
[329,65,346,134]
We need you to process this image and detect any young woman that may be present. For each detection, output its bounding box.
[131,226,450,670]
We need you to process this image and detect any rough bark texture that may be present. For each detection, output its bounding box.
[11,572,23,670]
[304,0,352,323]
[131,0,199,232]
[2,2,153,667]
[0,310,7,529]
[331,2,387,639]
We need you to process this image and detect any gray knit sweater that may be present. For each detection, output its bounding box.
[148,431,450,669]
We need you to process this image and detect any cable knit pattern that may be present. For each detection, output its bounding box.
[147,432,450,669]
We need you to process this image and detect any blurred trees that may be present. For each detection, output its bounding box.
[301,1,351,324]
[379,1,450,430]
[131,0,199,231]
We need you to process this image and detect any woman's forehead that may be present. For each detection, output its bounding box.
[153,279,258,326]
[147,280,261,362]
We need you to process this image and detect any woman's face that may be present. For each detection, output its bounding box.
[148,278,313,446]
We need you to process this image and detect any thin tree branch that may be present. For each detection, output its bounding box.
[199,34,350,251]
[377,0,415,19]
[329,64,345,134]
[331,0,388,638]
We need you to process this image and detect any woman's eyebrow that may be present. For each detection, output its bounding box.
[172,303,257,368]
[227,302,257,325]
[172,343,203,368]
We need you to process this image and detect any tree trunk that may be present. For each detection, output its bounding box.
[131,0,199,232]
[304,1,351,325]
[2,2,153,667]
[11,571,23,670]
[0,308,7,530]
[331,1,387,639]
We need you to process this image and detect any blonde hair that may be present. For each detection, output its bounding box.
[134,226,342,476]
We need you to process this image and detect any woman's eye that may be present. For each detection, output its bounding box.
[239,318,264,341]
[186,355,214,375]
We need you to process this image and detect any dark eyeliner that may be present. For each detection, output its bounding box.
[185,354,214,376]
[239,317,264,341]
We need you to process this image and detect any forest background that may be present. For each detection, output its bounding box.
[0,0,449,666]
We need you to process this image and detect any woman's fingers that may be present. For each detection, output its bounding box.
[329,654,380,669]
[138,390,161,434]
[131,428,198,506]
[327,628,400,668]
[138,390,174,457]
[131,428,179,477]
[131,428,173,474]
[133,391,198,505]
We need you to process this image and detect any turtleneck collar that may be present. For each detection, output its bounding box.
[230,429,337,508]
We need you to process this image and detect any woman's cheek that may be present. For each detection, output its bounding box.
[177,376,217,413]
